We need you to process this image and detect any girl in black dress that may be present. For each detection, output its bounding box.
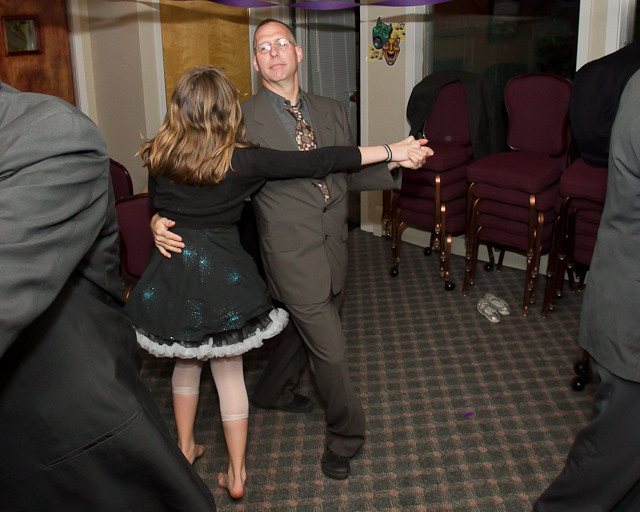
[124,65,430,499]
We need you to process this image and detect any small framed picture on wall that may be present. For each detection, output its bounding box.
[2,16,41,56]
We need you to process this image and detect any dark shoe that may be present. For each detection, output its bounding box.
[321,447,350,480]
[251,393,314,414]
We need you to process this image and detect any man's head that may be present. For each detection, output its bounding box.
[252,19,303,93]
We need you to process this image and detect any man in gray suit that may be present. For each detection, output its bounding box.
[0,82,216,511]
[152,19,414,479]
[533,69,640,511]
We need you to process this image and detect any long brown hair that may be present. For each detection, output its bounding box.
[139,65,252,185]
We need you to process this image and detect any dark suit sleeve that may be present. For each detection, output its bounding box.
[0,105,110,355]
[349,161,401,192]
[324,101,401,192]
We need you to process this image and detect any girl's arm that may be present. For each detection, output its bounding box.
[359,136,433,168]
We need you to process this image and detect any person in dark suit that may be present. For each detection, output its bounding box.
[151,18,411,480]
[569,42,640,168]
[533,69,640,511]
[0,82,216,511]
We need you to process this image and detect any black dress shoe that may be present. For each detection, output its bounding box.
[251,393,314,414]
[321,447,350,480]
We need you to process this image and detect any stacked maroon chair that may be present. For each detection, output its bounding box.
[540,157,607,390]
[463,73,573,314]
[389,81,472,291]
[109,158,134,202]
[541,158,607,317]
[115,193,155,295]
[109,159,154,295]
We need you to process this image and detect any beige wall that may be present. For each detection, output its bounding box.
[359,6,425,235]
[69,0,165,193]
[587,2,609,60]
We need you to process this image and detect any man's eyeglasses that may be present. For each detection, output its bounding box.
[255,38,296,55]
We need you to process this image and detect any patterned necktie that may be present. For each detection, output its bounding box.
[284,102,330,203]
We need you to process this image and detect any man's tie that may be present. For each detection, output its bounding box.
[284,102,330,203]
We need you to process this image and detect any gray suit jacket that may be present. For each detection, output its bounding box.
[242,88,401,304]
[0,83,122,352]
[579,69,640,383]
[0,83,215,511]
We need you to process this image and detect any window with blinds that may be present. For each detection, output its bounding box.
[304,5,359,143]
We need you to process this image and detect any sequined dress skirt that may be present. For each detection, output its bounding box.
[124,225,287,360]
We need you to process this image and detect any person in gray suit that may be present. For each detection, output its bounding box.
[533,69,640,511]
[0,82,216,511]
[152,18,414,479]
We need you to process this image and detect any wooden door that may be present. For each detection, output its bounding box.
[159,0,252,106]
[0,0,74,104]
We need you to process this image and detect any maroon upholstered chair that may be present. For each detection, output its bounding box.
[115,193,155,291]
[109,158,134,203]
[538,158,607,391]
[541,157,607,318]
[390,81,472,290]
[463,73,572,314]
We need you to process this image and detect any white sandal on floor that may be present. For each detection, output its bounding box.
[477,297,501,323]
[484,293,510,316]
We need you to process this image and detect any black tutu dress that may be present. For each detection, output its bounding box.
[124,145,361,360]
[127,224,288,360]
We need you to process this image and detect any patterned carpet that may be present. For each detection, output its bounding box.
[140,229,595,512]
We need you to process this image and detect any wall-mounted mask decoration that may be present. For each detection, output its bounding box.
[367,18,405,67]
[382,37,401,66]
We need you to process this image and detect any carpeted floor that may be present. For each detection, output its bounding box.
[140,229,595,511]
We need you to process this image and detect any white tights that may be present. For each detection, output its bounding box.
[172,356,248,422]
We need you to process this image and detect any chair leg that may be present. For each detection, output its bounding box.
[390,219,406,278]
[424,230,436,256]
[572,349,590,391]
[438,204,455,291]
[576,264,587,291]
[389,193,403,277]
[463,247,473,294]
[481,244,497,271]
[528,211,545,307]
[550,197,572,310]
[495,249,505,271]
[463,198,480,294]
[465,182,475,234]
[381,189,392,237]
[551,246,567,309]
[541,213,564,318]
[522,195,538,315]
[443,234,455,291]
[566,207,578,291]
[439,204,447,278]
[487,246,495,265]
[469,225,483,288]
[432,175,442,252]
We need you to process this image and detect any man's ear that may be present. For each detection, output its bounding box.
[295,44,303,64]
[252,55,260,73]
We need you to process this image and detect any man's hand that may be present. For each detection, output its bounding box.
[405,142,433,169]
[150,213,184,258]
[388,136,433,170]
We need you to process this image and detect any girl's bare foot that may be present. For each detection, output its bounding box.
[180,443,204,465]
[217,468,246,499]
